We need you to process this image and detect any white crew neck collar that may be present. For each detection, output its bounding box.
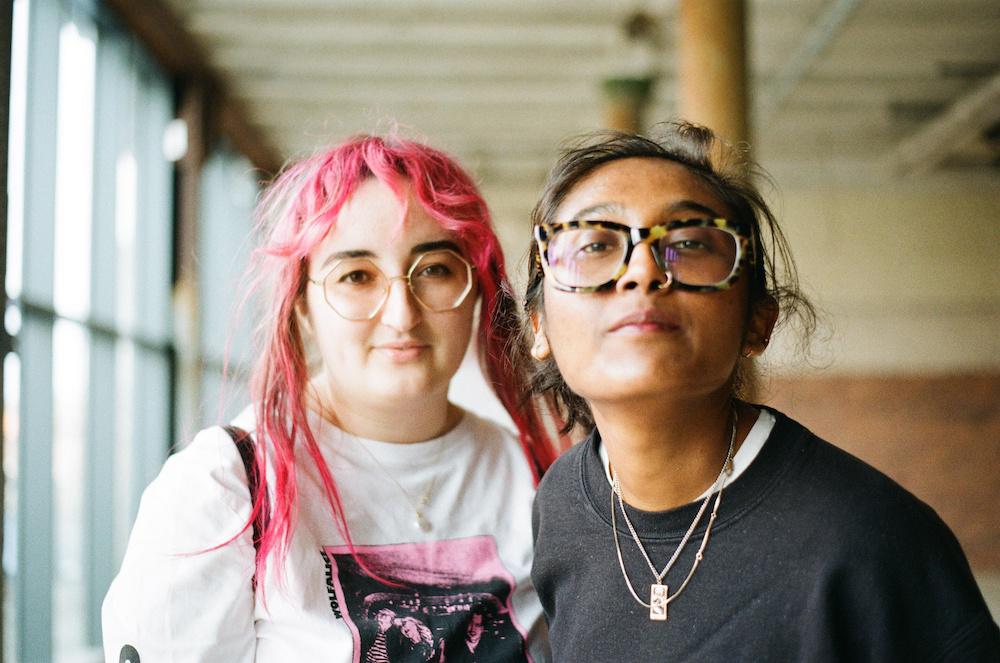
[598,407,776,501]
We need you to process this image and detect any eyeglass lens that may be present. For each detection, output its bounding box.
[322,250,472,320]
[545,226,738,289]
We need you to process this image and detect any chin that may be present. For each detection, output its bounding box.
[371,377,446,402]
[570,365,677,401]
[602,360,668,384]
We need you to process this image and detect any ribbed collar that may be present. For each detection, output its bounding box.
[578,406,810,542]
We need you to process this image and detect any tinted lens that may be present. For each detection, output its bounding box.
[324,258,388,319]
[545,227,627,288]
[660,227,738,286]
[409,250,473,311]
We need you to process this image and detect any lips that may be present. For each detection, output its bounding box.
[373,339,430,360]
[377,341,428,351]
[608,309,680,333]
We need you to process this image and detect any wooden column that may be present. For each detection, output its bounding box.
[174,80,210,435]
[677,0,749,147]
[602,77,655,133]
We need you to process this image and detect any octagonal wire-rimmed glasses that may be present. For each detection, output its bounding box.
[308,248,475,321]
[534,217,752,293]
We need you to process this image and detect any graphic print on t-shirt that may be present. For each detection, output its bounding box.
[323,536,531,663]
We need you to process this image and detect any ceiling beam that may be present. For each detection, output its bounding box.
[211,47,624,79]
[103,0,284,175]
[886,71,1000,175]
[185,16,617,49]
[755,0,864,127]
[177,0,675,18]
[234,79,604,105]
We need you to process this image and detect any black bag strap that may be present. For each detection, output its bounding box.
[223,425,269,589]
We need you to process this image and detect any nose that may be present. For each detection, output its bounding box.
[378,277,422,332]
[616,243,669,293]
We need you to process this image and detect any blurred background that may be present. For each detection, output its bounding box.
[2,0,998,660]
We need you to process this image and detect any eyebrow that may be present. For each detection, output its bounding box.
[665,199,724,218]
[411,239,462,255]
[317,239,463,271]
[566,200,723,223]
[566,202,626,222]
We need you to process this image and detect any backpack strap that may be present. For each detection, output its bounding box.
[223,425,269,589]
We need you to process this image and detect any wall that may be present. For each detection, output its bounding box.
[764,174,1000,373]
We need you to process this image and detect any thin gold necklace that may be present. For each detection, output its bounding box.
[610,413,736,621]
[349,432,447,533]
[313,390,450,533]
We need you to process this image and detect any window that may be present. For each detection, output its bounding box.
[5,1,174,660]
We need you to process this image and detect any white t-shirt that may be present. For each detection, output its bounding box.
[102,407,548,662]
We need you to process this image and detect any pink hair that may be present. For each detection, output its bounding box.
[238,135,558,589]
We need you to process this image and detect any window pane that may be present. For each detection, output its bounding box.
[53,19,95,320]
[52,12,100,663]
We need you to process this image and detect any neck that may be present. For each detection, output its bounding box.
[593,394,755,511]
[307,377,459,443]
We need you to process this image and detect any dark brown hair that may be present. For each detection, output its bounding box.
[520,121,816,434]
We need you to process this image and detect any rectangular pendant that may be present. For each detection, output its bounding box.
[649,583,669,621]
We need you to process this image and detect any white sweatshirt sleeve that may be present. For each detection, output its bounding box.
[102,426,257,663]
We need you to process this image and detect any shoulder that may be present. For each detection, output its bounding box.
[133,425,254,548]
[766,411,947,537]
[461,410,518,446]
[459,410,524,460]
[451,410,540,483]
[536,433,590,505]
[103,422,257,661]
[164,424,251,496]
[768,410,985,595]
[770,411,941,530]
[748,411,999,658]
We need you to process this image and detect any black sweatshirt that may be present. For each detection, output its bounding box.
[532,408,1000,662]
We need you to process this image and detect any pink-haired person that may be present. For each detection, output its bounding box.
[102,136,557,662]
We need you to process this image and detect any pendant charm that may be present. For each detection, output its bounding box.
[650,583,668,621]
[414,512,431,533]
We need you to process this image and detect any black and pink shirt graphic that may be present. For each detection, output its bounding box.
[323,536,532,663]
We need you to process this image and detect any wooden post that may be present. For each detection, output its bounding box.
[602,77,655,133]
[677,0,750,147]
[174,80,210,436]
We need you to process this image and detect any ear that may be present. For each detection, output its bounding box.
[742,295,778,357]
[529,312,551,361]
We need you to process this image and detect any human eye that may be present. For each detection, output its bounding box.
[415,261,454,279]
[663,227,735,263]
[330,261,381,288]
[668,238,709,252]
[412,250,467,281]
[667,225,725,252]
[566,228,622,260]
[579,240,611,254]
[338,269,375,285]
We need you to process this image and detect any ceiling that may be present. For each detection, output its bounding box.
[159,0,1000,206]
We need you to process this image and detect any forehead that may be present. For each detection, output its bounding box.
[556,157,728,220]
[317,177,454,254]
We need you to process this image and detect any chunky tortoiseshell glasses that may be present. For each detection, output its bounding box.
[534,218,752,293]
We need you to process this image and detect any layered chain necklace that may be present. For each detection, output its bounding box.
[348,432,447,533]
[610,413,736,621]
